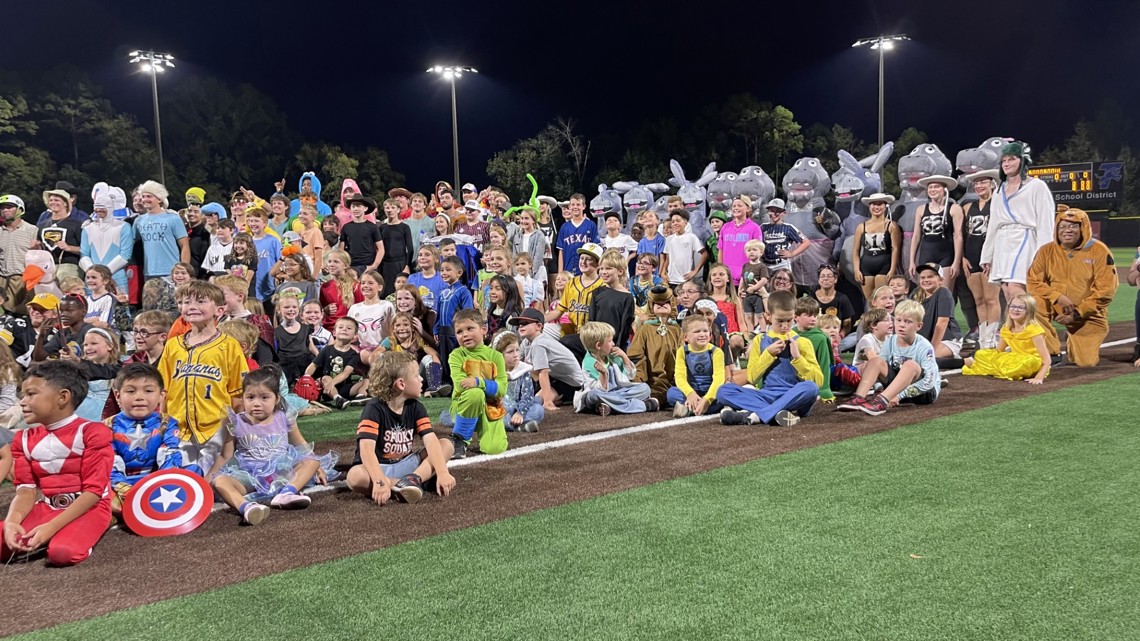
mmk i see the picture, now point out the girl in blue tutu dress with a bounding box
[207,364,338,525]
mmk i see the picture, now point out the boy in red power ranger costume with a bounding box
[2,361,113,566]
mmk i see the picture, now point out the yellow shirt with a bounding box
[158,331,249,443]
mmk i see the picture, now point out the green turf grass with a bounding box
[17,374,1140,641]
[296,396,451,441]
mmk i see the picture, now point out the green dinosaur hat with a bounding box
[1000,140,1032,181]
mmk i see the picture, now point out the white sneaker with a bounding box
[774,410,800,427]
[673,401,691,418]
[242,503,270,525]
[270,491,312,510]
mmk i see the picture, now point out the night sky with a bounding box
[7,0,1140,191]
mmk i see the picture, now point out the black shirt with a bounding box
[352,398,434,465]
[311,343,361,379]
[274,323,312,361]
[187,224,212,276]
[37,217,84,265]
[589,286,636,349]
[340,221,383,268]
[379,222,414,270]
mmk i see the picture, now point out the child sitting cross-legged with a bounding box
[345,351,456,505]
[575,321,658,416]
[836,300,941,416]
[852,308,892,377]
[669,314,726,417]
[493,332,542,433]
[716,290,822,427]
[791,297,835,404]
[818,313,862,394]
[105,363,182,517]
[207,365,338,525]
[447,308,509,459]
[962,293,1051,384]
[303,317,367,409]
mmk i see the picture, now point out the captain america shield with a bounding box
[122,469,213,537]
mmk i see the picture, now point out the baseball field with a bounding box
[2,274,1138,640]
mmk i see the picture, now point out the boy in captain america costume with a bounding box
[106,363,183,514]
[2,361,113,566]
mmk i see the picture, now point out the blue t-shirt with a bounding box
[637,234,666,257]
[435,281,474,335]
[879,334,941,401]
[252,234,283,300]
[135,212,188,277]
[407,271,446,312]
[556,218,599,275]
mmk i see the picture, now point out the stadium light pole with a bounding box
[851,35,909,148]
[427,65,478,191]
[129,50,175,185]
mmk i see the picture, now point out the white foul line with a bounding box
[202,335,1137,512]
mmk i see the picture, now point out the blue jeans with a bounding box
[715,381,819,424]
[507,403,545,430]
[581,383,651,414]
[665,386,725,415]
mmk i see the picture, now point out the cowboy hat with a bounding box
[962,169,999,183]
[387,187,413,199]
[860,192,896,206]
[345,194,377,215]
[918,175,957,189]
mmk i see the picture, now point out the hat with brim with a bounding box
[765,198,786,211]
[916,262,944,277]
[388,187,413,199]
[508,308,545,326]
[860,192,896,206]
[345,195,377,215]
[603,211,622,221]
[962,169,999,183]
[708,210,728,223]
[577,242,603,262]
[29,292,60,311]
[42,189,72,208]
[461,183,477,193]
[537,196,557,208]
[918,175,957,189]
[55,181,79,197]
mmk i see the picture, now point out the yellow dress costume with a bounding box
[962,324,1046,380]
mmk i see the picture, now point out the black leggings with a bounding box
[859,252,891,276]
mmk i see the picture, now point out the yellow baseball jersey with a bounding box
[158,331,249,444]
[557,275,605,336]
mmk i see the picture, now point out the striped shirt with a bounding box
[0,220,38,276]
[556,274,605,336]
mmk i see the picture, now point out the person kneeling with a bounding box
[715,290,821,427]
[346,351,456,505]
[575,321,658,416]
[836,300,941,416]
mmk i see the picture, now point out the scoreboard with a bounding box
[1027,161,1125,212]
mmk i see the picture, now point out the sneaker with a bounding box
[346,396,370,407]
[774,410,800,427]
[859,394,889,416]
[433,384,453,398]
[242,503,270,525]
[720,409,752,425]
[270,490,312,510]
[450,436,467,460]
[836,397,867,411]
[331,396,348,410]
[392,474,424,504]
[596,403,612,417]
[521,420,539,433]
[673,401,691,418]
[645,398,660,412]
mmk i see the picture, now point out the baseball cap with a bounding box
[508,308,545,326]
[577,242,603,262]
[708,209,728,223]
[463,199,482,210]
[765,198,787,211]
[916,262,943,277]
[461,183,477,193]
[603,210,622,221]
[29,292,60,310]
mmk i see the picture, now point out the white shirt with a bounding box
[664,232,704,284]
[347,300,395,348]
[203,239,234,275]
[602,233,638,257]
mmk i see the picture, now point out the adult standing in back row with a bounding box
[717,196,764,283]
[134,181,189,283]
[980,140,1056,303]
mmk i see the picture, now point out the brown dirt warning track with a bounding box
[1,324,1137,636]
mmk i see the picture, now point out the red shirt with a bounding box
[319,279,364,331]
[14,416,113,499]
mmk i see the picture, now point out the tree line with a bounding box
[2,66,1135,216]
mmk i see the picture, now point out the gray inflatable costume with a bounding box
[706,171,737,217]
[667,159,717,240]
[732,165,777,222]
[782,157,841,287]
[954,137,1005,205]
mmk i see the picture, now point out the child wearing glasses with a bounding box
[962,293,1051,384]
[124,310,174,366]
